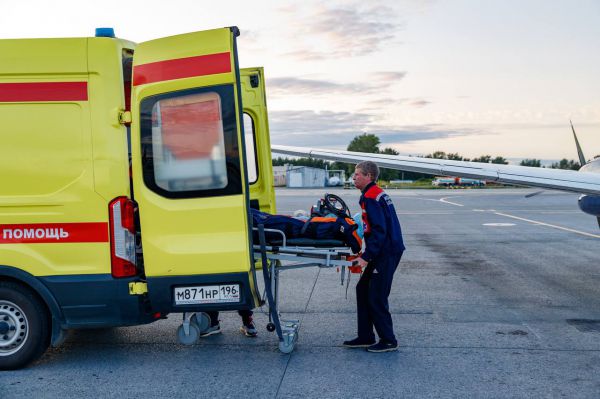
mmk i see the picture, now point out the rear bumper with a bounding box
[146,272,255,314]
[39,274,155,329]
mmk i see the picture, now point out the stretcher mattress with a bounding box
[250,209,362,253]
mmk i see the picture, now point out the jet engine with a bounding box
[578,195,600,217]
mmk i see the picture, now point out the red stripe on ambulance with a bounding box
[133,52,231,86]
[1,222,108,244]
[0,82,88,102]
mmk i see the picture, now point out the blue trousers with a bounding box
[206,310,253,326]
[356,251,402,344]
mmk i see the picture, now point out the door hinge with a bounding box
[119,110,132,125]
[129,281,148,295]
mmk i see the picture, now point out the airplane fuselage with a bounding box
[579,158,600,174]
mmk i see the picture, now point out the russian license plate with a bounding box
[174,284,240,305]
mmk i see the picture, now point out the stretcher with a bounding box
[174,224,356,351]
[253,224,355,354]
[176,194,360,351]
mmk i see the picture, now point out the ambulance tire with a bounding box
[0,281,50,370]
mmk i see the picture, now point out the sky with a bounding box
[2,0,599,162]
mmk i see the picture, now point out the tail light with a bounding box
[109,197,137,278]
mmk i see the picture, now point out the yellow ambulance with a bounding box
[0,26,275,369]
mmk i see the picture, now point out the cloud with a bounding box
[404,99,431,108]
[267,74,399,97]
[270,110,372,134]
[370,125,483,144]
[365,98,398,107]
[373,71,407,82]
[278,4,402,60]
[366,97,431,108]
[267,77,378,97]
[268,109,483,148]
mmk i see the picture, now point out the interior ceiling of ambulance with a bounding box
[2,0,599,162]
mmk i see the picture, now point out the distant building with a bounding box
[272,165,341,188]
[286,166,327,188]
[272,166,288,187]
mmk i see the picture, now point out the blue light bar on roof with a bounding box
[95,28,115,38]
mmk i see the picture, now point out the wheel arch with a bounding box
[0,265,66,346]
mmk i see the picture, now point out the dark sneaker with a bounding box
[367,340,398,353]
[240,321,258,337]
[199,324,221,338]
[343,337,376,348]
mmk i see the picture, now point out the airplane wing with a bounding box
[271,145,600,196]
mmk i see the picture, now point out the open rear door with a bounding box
[241,67,276,213]
[130,27,259,313]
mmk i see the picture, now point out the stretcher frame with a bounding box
[175,224,355,352]
[253,224,354,354]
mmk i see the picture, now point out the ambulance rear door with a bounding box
[130,27,259,313]
[240,67,276,213]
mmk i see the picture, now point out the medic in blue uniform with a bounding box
[344,161,405,352]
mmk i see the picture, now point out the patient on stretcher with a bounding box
[250,208,363,254]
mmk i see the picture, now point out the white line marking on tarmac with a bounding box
[397,212,456,215]
[494,212,600,239]
[523,211,580,214]
[483,223,516,227]
[440,197,464,207]
[423,197,464,207]
[521,322,542,341]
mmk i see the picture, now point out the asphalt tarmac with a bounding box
[2,188,599,398]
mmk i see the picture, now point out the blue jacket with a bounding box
[360,182,405,262]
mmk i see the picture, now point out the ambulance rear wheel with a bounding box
[0,281,50,370]
[176,323,200,345]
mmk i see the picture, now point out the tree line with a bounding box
[272,133,593,181]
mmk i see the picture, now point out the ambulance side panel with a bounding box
[0,38,151,330]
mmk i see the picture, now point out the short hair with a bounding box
[356,161,379,181]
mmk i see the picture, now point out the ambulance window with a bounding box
[243,113,258,184]
[122,49,133,112]
[122,50,133,163]
[139,85,242,199]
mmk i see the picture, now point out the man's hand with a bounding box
[354,257,368,269]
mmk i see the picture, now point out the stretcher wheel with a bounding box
[191,313,210,334]
[176,323,200,345]
[278,331,299,354]
[278,338,296,354]
[266,323,276,332]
